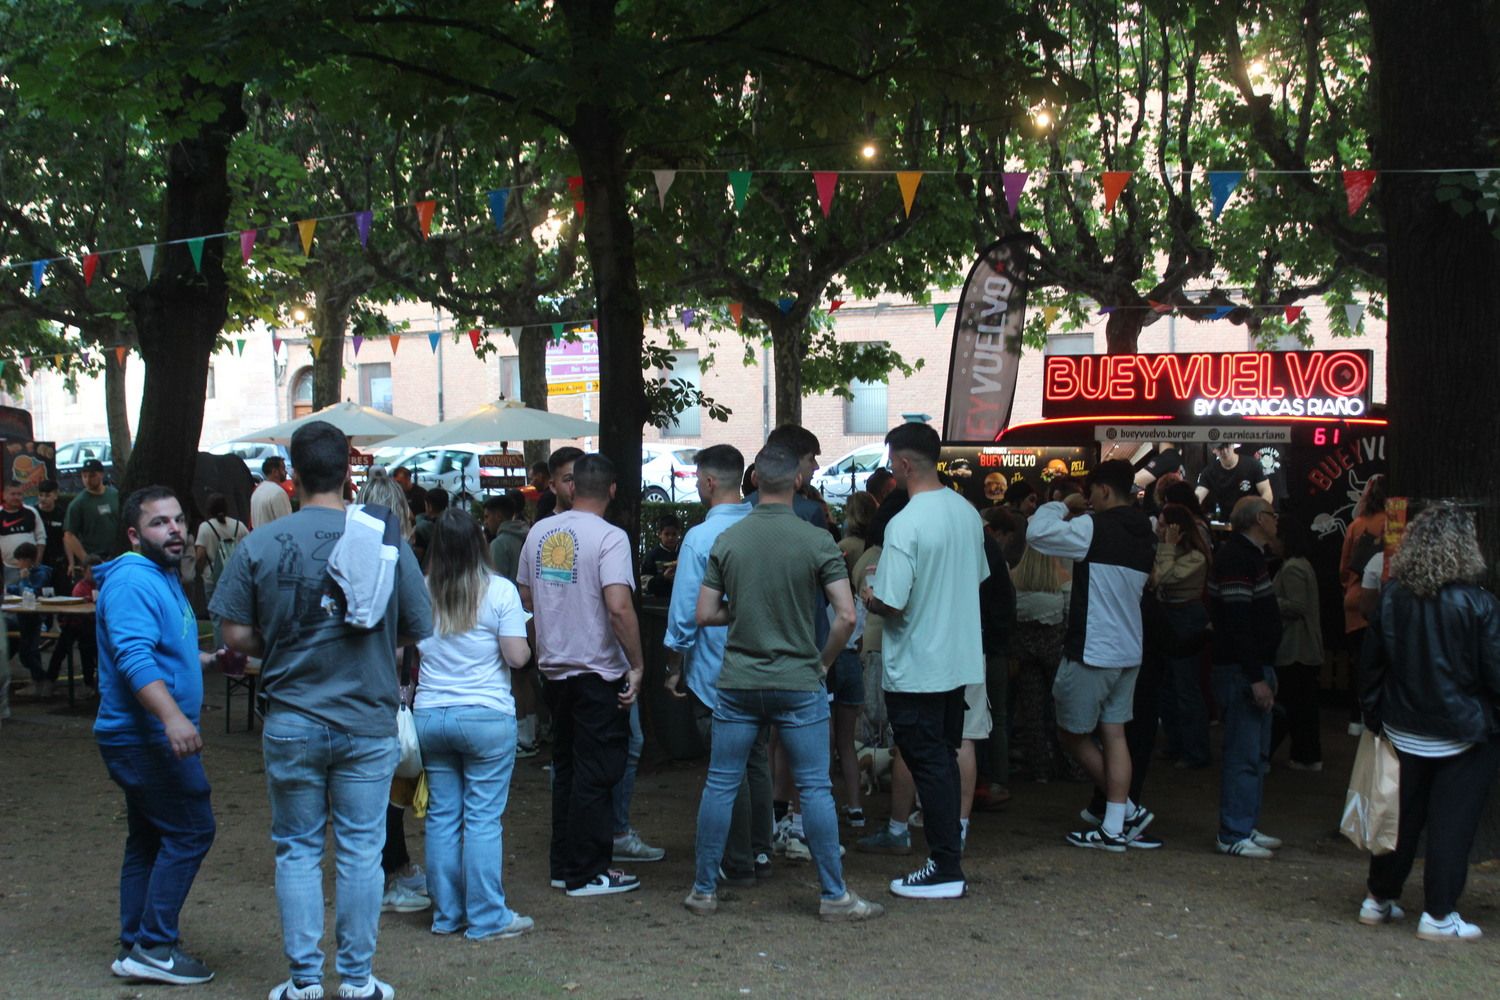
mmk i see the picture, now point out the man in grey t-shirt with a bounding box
[213,420,431,1000]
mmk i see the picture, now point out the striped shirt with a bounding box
[1384,724,1471,758]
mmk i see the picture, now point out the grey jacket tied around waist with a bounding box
[325,503,402,629]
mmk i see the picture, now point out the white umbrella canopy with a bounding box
[237,400,425,448]
[375,398,599,452]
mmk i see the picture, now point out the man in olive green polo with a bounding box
[64,459,122,577]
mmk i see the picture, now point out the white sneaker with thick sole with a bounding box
[566,870,641,897]
[1358,897,1405,926]
[889,858,966,900]
[1248,829,1283,850]
[1417,912,1482,942]
[337,975,395,999]
[380,883,431,914]
[270,979,326,1000]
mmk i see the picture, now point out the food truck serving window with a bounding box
[1042,350,1373,422]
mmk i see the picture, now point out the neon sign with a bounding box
[1041,350,1372,423]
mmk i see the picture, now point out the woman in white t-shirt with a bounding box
[194,493,248,643]
[417,508,534,941]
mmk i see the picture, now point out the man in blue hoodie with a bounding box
[95,486,216,986]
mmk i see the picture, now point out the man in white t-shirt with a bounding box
[863,422,988,900]
[250,457,293,528]
[517,453,646,898]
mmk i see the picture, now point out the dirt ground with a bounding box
[2,681,1496,1000]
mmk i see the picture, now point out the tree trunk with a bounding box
[104,344,133,469]
[570,106,646,547]
[311,291,353,410]
[769,314,805,426]
[1367,0,1500,858]
[123,80,246,509]
[1104,308,1147,354]
[518,325,551,470]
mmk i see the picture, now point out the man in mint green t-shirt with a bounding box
[866,422,987,901]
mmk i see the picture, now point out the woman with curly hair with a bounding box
[1359,504,1500,941]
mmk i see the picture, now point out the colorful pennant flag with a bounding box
[728,171,752,212]
[235,339,246,356]
[467,328,483,352]
[389,334,400,355]
[297,219,317,255]
[1343,170,1377,216]
[114,346,127,367]
[1345,303,1365,329]
[83,253,99,287]
[1002,172,1029,216]
[272,334,282,356]
[828,299,845,313]
[680,308,696,329]
[187,237,205,273]
[567,176,585,217]
[138,245,155,278]
[813,172,839,218]
[415,200,437,238]
[1208,171,1244,221]
[21,358,31,375]
[1101,171,1132,214]
[487,190,510,232]
[933,303,950,326]
[308,336,323,356]
[1042,305,1060,328]
[240,229,257,264]
[1098,305,1115,315]
[653,170,677,209]
[428,332,441,352]
[356,211,373,248]
[777,297,794,315]
[1285,305,1304,323]
[550,322,564,342]
[1208,305,1234,320]
[30,260,45,293]
[895,172,923,217]
[729,303,743,328]
[1148,300,1173,314]
[352,335,363,356]
[0,360,6,376]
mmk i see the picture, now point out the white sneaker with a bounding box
[337,976,394,999]
[1217,837,1273,859]
[1358,897,1405,926]
[270,979,326,999]
[566,870,641,897]
[392,865,428,897]
[1248,829,1283,850]
[772,815,792,855]
[1417,912,1483,942]
[380,883,430,913]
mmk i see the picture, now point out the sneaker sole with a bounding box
[381,901,432,913]
[889,880,966,899]
[1416,929,1482,942]
[119,957,214,985]
[1126,838,1163,850]
[1066,836,1127,853]
[110,959,128,978]
[566,882,641,897]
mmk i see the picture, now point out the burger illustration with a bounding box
[1040,458,1069,482]
[983,472,1007,501]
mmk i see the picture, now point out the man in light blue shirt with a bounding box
[661,444,767,880]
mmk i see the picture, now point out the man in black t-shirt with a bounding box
[34,479,69,584]
[1195,443,1273,520]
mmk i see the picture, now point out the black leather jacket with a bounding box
[1360,580,1500,742]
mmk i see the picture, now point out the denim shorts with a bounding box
[828,649,864,706]
[1052,658,1140,734]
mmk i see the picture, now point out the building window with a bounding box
[661,350,700,438]
[360,363,393,414]
[1044,332,1095,356]
[843,378,888,435]
[499,355,522,399]
[291,367,314,418]
[206,365,216,400]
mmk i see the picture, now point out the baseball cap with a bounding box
[81,458,105,472]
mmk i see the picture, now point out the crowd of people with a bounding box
[6,418,1498,996]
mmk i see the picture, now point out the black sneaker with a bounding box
[566,869,641,897]
[1122,804,1155,842]
[1066,824,1128,853]
[119,943,215,985]
[889,858,966,899]
[1126,830,1164,850]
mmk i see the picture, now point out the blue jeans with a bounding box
[1212,665,1276,843]
[415,706,519,939]
[611,700,644,835]
[263,710,398,989]
[98,742,216,950]
[695,689,845,899]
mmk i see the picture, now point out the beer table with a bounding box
[3,595,97,708]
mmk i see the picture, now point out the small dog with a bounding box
[856,743,894,798]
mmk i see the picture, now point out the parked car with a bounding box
[641,444,699,503]
[206,441,292,483]
[55,439,114,491]
[811,443,888,501]
[382,442,527,500]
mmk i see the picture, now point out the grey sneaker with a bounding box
[380,882,431,913]
[119,943,215,985]
[111,947,129,978]
[855,827,911,856]
[820,890,886,922]
[337,976,395,999]
[392,865,428,897]
[612,829,665,862]
[269,979,326,999]
[683,889,718,916]
[472,914,534,941]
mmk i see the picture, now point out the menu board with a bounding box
[2,440,57,498]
